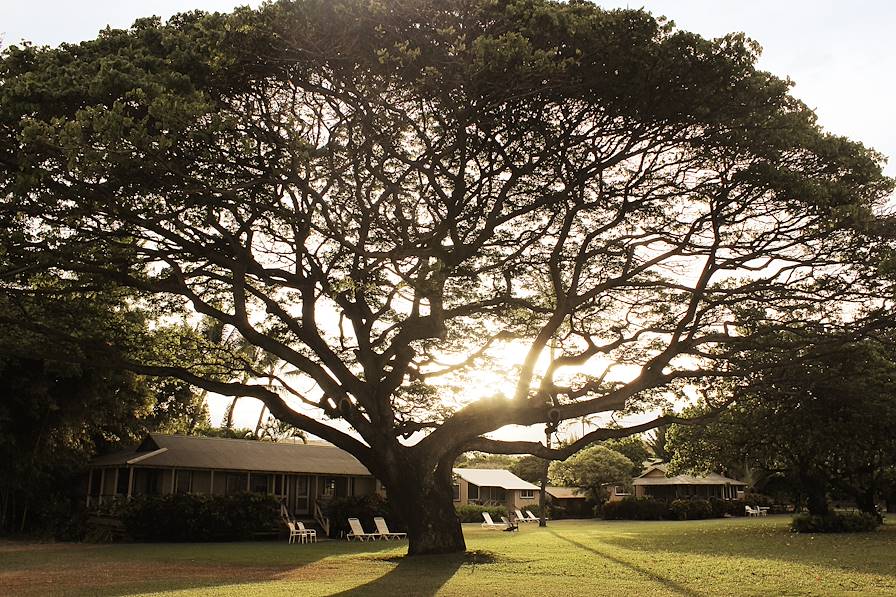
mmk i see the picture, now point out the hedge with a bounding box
[602,497,669,520]
[791,512,881,533]
[324,494,405,538]
[602,496,747,521]
[116,493,280,541]
[455,504,508,523]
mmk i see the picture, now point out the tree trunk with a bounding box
[804,480,829,516]
[855,489,880,521]
[385,459,465,555]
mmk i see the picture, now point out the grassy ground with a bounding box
[2,516,895,596]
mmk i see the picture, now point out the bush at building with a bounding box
[324,494,405,538]
[791,512,881,533]
[116,493,280,541]
[601,497,670,520]
[454,504,508,523]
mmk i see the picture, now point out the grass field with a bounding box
[2,516,895,596]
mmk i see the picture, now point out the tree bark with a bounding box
[804,479,829,516]
[384,459,466,555]
[855,489,880,521]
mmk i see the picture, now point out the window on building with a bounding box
[250,473,270,494]
[321,477,337,498]
[520,489,534,499]
[175,470,192,494]
[115,468,129,495]
[614,486,630,496]
[274,475,283,496]
[452,483,460,501]
[467,483,479,500]
[224,473,248,495]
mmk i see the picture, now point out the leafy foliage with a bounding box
[116,493,281,542]
[1,0,893,553]
[667,334,896,516]
[790,512,880,533]
[323,494,405,539]
[549,445,633,502]
[454,504,509,523]
[601,497,670,520]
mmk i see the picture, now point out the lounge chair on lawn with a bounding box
[481,512,504,529]
[525,510,542,522]
[515,509,532,523]
[501,516,519,532]
[296,521,317,543]
[347,517,380,541]
[745,505,761,517]
[757,506,769,516]
[374,517,407,540]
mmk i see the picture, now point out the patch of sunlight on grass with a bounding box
[2,517,895,596]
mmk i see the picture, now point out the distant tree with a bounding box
[549,445,633,502]
[668,335,896,517]
[0,286,206,534]
[601,436,650,476]
[645,425,670,462]
[455,452,519,470]
[511,455,548,484]
[1,0,892,553]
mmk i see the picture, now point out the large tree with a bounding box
[1,0,893,553]
[667,335,896,517]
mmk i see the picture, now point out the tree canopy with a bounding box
[667,334,896,516]
[1,0,893,552]
[549,444,633,502]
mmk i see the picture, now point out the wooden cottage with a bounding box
[85,433,383,527]
[452,468,541,513]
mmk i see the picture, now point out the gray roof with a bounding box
[89,433,371,476]
[633,465,746,487]
[452,468,539,490]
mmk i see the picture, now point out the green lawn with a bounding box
[2,517,895,596]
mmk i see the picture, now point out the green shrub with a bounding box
[455,504,508,523]
[324,494,405,539]
[791,512,880,533]
[117,493,280,542]
[743,491,775,507]
[669,499,712,520]
[602,497,669,520]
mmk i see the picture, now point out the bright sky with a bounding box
[4,1,894,437]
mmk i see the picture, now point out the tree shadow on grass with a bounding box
[329,550,490,597]
[548,531,703,597]
[0,539,400,597]
[597,518,896,579]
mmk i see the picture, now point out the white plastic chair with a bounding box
[296,520,317,543]
[286,521,302,544]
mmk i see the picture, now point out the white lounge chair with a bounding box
[286,521,302,544]
[745,505,761,517]
[515,509,532,523]
[481,512,504,529]
[757,506,770,516]
[374,517,407,540]
[296,520,317,543]
[347,517,380,541]
[525,510,541,522]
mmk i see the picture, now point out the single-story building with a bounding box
[624,463,747,501]
[85,433,382,525]
[545,486,591,517]
[452,468,540,512]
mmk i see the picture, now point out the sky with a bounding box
[3,0,894,436]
